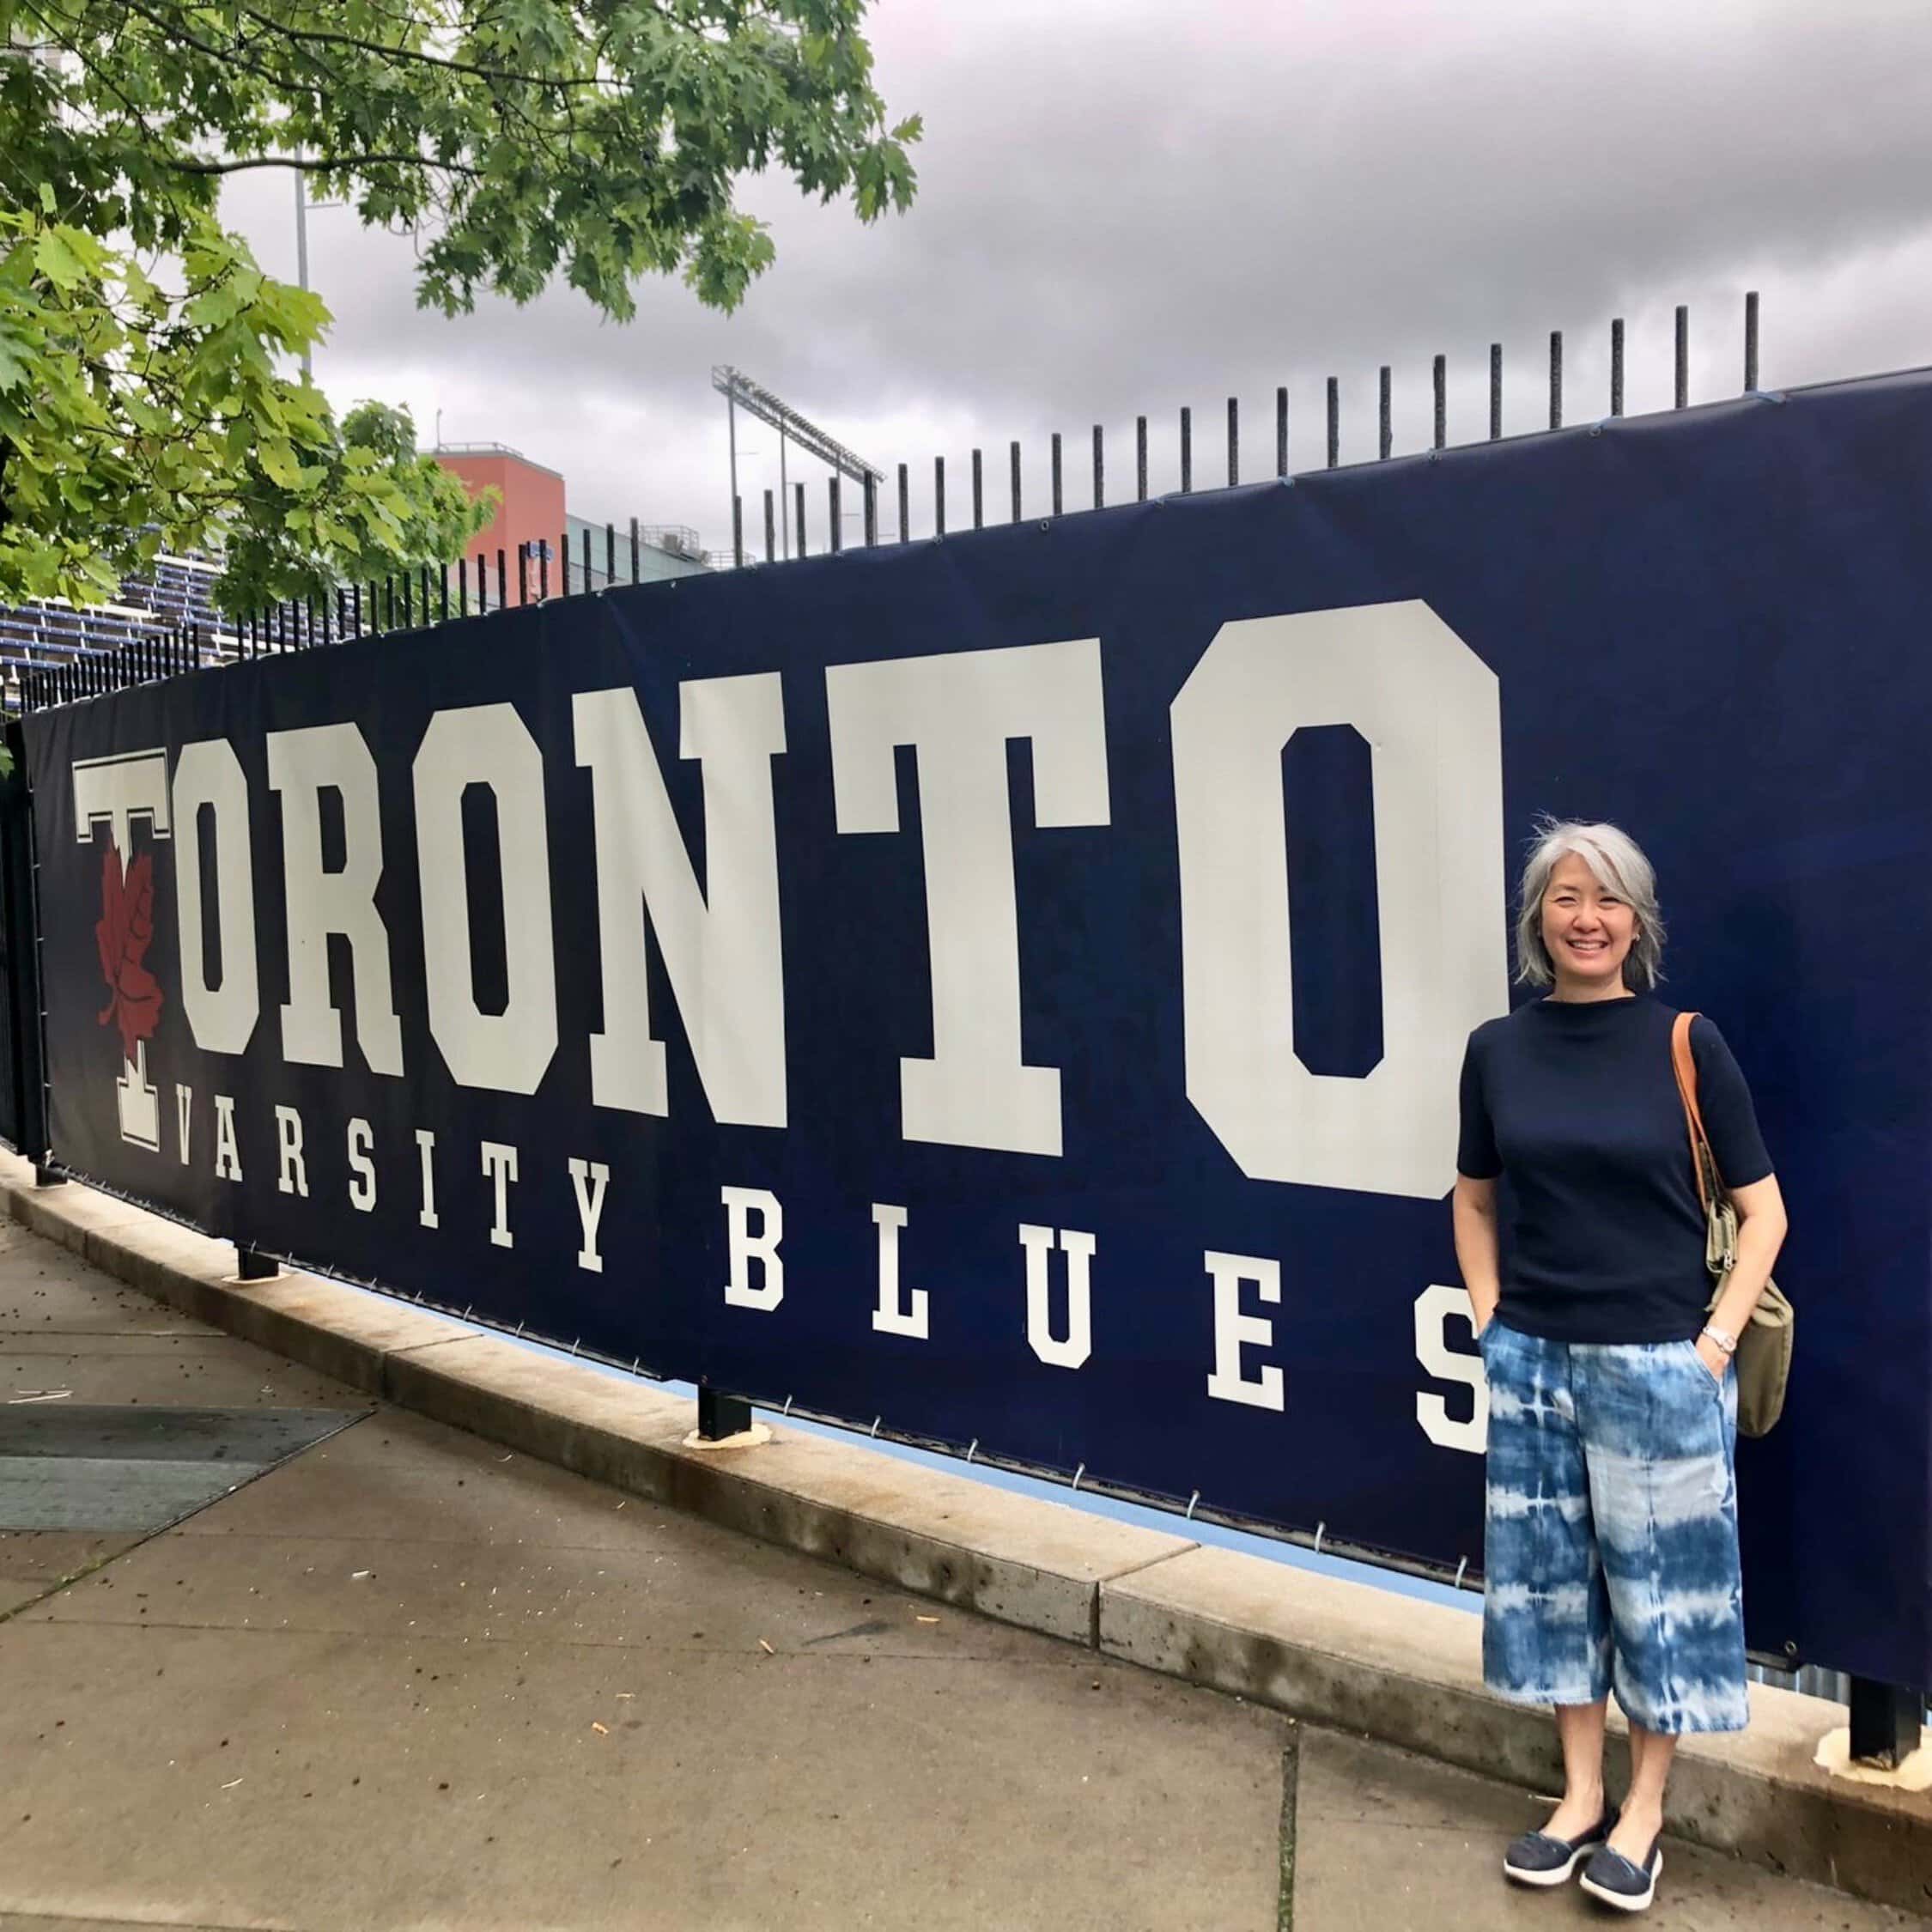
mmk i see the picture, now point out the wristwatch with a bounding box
[1700,1323,1738,1356]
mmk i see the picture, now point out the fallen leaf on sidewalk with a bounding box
[349,1571,371,1580]
[757,1639,775,1655]
[221,1778,243,1790]
[615,1693,635,1700]
[915,1615,939,1624]
[591,1722,609,1735]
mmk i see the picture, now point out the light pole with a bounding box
[294,158,312,378]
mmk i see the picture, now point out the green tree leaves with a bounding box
[1,0,918,616]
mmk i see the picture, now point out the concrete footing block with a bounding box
[385,1332,1191,1642]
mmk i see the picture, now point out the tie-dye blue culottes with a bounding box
[1477,1320,1748,1733]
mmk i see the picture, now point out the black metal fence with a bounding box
[18,293,1773,715]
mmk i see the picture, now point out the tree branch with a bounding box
[165,151,483,179]
[235,4,609,89]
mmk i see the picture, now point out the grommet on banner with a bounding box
[1454,1557,1469,1591]
[1186,1490,1200,1521]
[966,1439,978,1463]
[781,1395,794,1417]
[1313,1522,1327,1556]
[1071,1462,1085,1492]
[870,1416,882,1437]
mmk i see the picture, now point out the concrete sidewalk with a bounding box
[0,1223,1922,1930]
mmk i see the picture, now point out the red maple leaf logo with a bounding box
[95,843,163,1064]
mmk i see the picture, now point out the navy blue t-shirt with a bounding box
[1456,995,1773,1344]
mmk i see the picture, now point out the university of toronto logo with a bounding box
[71,750,172,1151]
[94,839,164,1146]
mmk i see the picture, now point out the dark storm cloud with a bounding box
[228,0,1932,550]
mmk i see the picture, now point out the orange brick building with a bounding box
[434,444,567,577]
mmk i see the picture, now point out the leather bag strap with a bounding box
[1670,1009,1720,1210]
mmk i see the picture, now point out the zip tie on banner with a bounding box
[870,1416,882,1438]
[569,1339,580,1358]
[630,1358,641,1377]
[1313,1522,1327,1556]
[781,1395,794,1417]
[1454,1557,1469,1591]
[513,1321,524,1339]
[965,1438,978,1463]
[461,1305,471,1321]
[1071,1462,1085,1492]
[1185,1490,1200,1522]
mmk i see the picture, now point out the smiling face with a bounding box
[1539,851,1637,996]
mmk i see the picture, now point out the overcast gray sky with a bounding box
[223,0,1932,559]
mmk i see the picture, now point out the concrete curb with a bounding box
[6,1157,1928,1916]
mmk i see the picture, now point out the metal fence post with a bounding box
[863,475,878,546]
[1490,343,1503,440]
[1549,330,1563,430]
[630,517,641,584]
[794,482,807,557]
[829,477,841,553]
[1276,386,1289,477]
[733,495,746,567]
[1226,398,1238,486]
[1177,410,1190,493]
[697,1384,753,1441]
[1326,378,1339,468]
[1010,441,1021,522]
[1745,289,1759,392]
[764,489,777,563]
[972,449,984,528]
[1675,304,1689,409]
[1612,317,1625,416]
[1432,354,1446,451]
[1378,366,1392,460]
[898,462,910,543]
[1094,423,1105,507]
[1136,416,1148,501]
[933,455,945,538]
[1051,431,1063,515]
[1849,1678,1924,1770]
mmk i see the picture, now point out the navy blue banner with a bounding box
[25,372,1932,1688]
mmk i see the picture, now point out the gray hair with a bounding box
[1514,818,1665,991]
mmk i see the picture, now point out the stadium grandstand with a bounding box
[0,550,240,715]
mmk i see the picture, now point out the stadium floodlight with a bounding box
[712,366,883,563]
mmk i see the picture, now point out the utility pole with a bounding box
[726,388,739,564]
[293,155,312,379]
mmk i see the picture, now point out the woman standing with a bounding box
[1453,820,1787,1914]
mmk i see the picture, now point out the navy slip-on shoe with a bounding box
[1577,1834,1664,1912]
[1502,1807,1616,1887]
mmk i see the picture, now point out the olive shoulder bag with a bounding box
[1669,1010,1794,1437]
